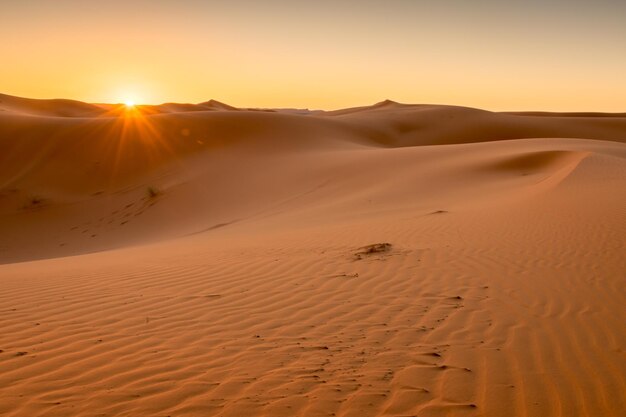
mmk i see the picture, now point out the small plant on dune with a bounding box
[146,186,161,199]
[22,195,45,210]
[354,242,393,260]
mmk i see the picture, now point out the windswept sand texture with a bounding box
[0,94,625,417]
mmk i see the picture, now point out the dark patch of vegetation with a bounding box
[354,243,393,259]
[22,195,46,210]
[146,186,161,199]
[360,243,392,254]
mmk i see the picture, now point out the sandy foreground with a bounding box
[0,94,625,416]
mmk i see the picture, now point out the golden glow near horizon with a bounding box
[1,1,626,111]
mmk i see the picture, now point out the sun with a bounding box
[124,100,135,108]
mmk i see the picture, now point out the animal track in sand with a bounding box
[67,188,166,236]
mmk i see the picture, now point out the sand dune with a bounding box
[0,93,107,118]
[0,95,624,416]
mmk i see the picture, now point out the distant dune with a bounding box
[0,95,624,417]
[0,93,107,117]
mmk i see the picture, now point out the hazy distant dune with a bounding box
[0,93,107,117]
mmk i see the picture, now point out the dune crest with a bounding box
[0,93,106,117]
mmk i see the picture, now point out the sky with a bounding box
[1,0,625,111]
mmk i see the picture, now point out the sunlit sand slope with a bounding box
[0,96,625,417]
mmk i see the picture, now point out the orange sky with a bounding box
[1,1,625,111]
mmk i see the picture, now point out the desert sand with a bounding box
[0,92,625,416]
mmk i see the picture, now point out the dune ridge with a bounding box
[0,93,107,118]
[0,95,624,416]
